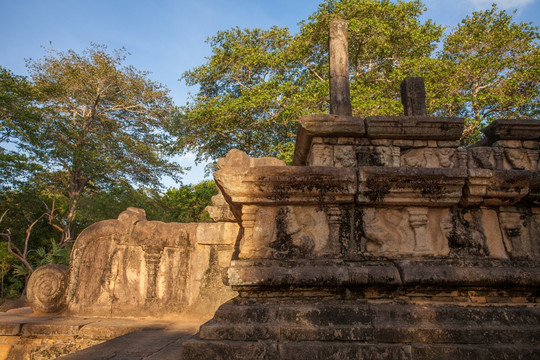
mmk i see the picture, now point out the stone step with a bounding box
[212,300,540,327]
[199,322,539,343]
[181,340,540,360]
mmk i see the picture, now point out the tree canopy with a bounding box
[2,44,182,242]
[433,6,540,142]
[175,1,539,162]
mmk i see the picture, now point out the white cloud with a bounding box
[469,0,536,10]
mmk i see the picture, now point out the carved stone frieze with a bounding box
[365,116,464,140]
[215,155,357,205]
[240,206,331,259]
[358,207,450,256]
[334,145,356,167]
[358,167,466,205]
[308,144,333,166]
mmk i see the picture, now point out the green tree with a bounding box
[432,5,539,143]
[177,26,301,162]
[0,67,42,190]
[160,180,217,223]
[5,44,181,242]
[176,0,442,163]
[177,0,539,161]
[75,181,169,228]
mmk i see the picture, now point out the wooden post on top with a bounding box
[329,19,352,116]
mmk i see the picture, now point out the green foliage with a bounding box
[176,0,442,163]
[22,44,180,189]
[32,240,71,267]
[161,180,217,223]
[0,67,43,190]
[177,26,302,161]
[75,181,169,229]
[177,1,538,162]
[0,243,17,298]
[432,5,540,144]
[2,44,182,241]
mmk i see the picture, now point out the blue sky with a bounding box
[1,0,538,186]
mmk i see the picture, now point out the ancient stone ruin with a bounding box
[26,205,239,319]
[180,20,540,359]
[15,19,539,359]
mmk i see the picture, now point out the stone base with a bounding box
[0,307,179,360]
[182,298,540,359]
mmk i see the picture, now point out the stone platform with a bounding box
[0,307,201,359]
[182,259,540,359]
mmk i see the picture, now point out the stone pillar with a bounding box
[493,147,504,170]
[329,19,352,116]
[143,246,162,302]
[526,149,539,169]
[408,207,430,252]
[400,77,426,116]
[239,205,258,258]
[391,147,401,167]
[457,148,468,168]
[326,206,342,255]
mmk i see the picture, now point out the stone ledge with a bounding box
[215,166,357,205]
[227,259,540,290]
[365,116,464,140]
[357,167,467,206]
[483,118,540,144]
[182,340,540,360]
[294,114,365,166]
[0,309,174,359]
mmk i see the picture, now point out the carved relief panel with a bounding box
[401,148,458,168]
[357,146,397,167]
[499,207,540,259]
[357,207,450,257]
[468,147,540,171]
[334,145,356,167]
[240,206,330,259]
[308,144,333,166]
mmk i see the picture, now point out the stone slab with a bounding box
[226,259,540,290]
[196,222,239,245]
[293,114,365,166]
[215,165,357,205]
[483,118,540,143]
[0,310,195,360]
[365,116,464,140]
[227,259,401,289]
[357,166,467,206]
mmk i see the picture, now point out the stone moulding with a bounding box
[226,259,540,290]
[294,114,365,166]
[216,159,537,208]
[477,169,533,206]
[357,167,467,205]
[483,118,540,143]
[214,165,357,205]
[293,114,464,166]
[364,116,464,140]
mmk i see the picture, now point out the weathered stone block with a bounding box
[181,340,279,360]
[365,116,464,140]
[293,114,364,166]
[483,118,540,144]
[196,223,239,245]
[0,324,20,336]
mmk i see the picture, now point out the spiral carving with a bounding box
[26,264,69,313]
